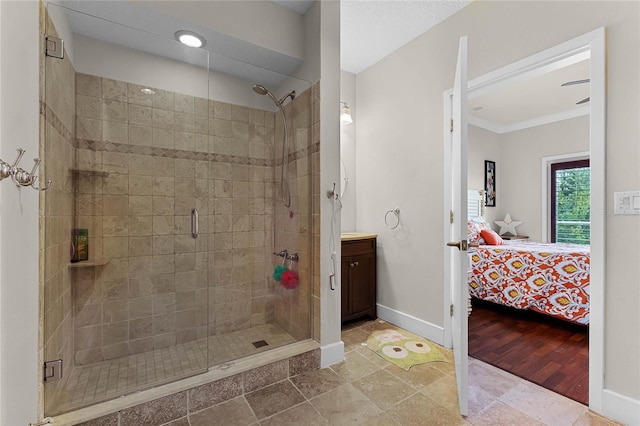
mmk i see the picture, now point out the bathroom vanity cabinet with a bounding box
[341,234,377,323]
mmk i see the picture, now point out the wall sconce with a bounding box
[340,102,353,125]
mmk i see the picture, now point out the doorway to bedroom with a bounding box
[443,28,605,411]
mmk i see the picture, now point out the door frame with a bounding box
[442,27,606,412]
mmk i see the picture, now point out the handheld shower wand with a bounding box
[252,84,296,208]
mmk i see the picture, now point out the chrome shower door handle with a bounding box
[191,208,198,238]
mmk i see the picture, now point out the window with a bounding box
[550,159,590,244]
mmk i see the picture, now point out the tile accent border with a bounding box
[41,100,74,144]
[75,138,320,167]
[72,348,320,426]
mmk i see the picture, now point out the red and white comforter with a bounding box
[468,241,590,325]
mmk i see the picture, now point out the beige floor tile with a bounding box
[260,401,329,426]
[340,318,373,332]
[420,373,460,413]
[188,397,257,426]
[290,368,345,399]
[467,358,520,416]
[386,392,465,426]
[468,358,520,397]
[385,362,449,389]
[351,369,417,410]
[341,327,370,353]
[466,400,545,426]
[572,410,624,426]
[245,380,306,420]
[499,380,587,425]
[356,411,401,426]
[354,345,394,369]
[309,383,384,425]
[360,319,401,334]
[329,350,381,382]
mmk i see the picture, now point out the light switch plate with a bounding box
[614,191,640,215]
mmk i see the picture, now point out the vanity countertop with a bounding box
[341,232,378,241]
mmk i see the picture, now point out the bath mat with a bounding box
[366,329,448,371]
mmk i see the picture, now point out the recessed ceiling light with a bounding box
[175,30,206,48]
[472,106,483,111]
[141,88,155,95]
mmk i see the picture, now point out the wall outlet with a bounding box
[614,191,640,215]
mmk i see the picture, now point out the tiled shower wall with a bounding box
[72,74,214,365]
[272,84,319,341]
[41,7,77,413]
[70,73,314,365]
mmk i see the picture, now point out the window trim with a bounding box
[550,159,590,243]
[540,151,589,243]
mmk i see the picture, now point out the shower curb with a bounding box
[54,341,320,426]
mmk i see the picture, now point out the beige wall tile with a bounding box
[103,300,129,323]
[103,99,128,123]
[194,97,208,117]
[75,325,102,350]
[76,94,101,119]
[129,215,153,236]
[153,108,175,130]
[129,104,152,126]
[152,89,175,111]
[153,128,174,149]
[153,235,175,255]
[129,125,152,146]
[76,116,102,140]
[102,78,127,102]
[130,317,153,340]
[76,73,102,97]
[129,296,153,319]
[103,195,128,215]
[175,131,195,151]
[174,112,194,133]
[102,216,128,237]
[128,83,154,106]
[129,236,153,257]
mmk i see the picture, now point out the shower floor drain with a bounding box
[252,340,269,348]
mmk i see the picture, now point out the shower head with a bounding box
[252,84,295,107]
[252,84,269,96]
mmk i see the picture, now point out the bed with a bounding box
[466,190,590,325]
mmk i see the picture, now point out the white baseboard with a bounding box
[602,389,640,425]
[320,341,344,368]
[376,303,444,346]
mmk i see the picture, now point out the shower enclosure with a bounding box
[41,3,314,416]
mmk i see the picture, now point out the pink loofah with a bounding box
[281,269,299,289]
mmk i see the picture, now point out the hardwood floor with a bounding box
[468,298,589,405]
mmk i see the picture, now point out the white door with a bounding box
[448,35,469,417]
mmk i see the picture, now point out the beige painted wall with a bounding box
[468,125,502,226]
[499,116,589,240]
[356,0,639,402]
[469,115,590,238]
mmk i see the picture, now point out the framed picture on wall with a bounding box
[485,160,496,207]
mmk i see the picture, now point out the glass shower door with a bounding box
[42,2,210,415]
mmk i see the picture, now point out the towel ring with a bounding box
[385,207,400,229]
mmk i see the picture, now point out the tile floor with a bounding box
[54,323,296,415]
[178,319,621,426]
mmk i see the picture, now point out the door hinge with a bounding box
[449,210,454,224]
[450,119,454,133]
[44,359,63,382]
[450,303,454,316]
[45,36,64,59]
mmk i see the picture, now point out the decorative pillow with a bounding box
[480,228,504,246]
[467,221,486,244]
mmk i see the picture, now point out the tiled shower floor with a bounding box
[53,323,297,415]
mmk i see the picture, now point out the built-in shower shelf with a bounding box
[69,168,110,177]
[68,259,109,268]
